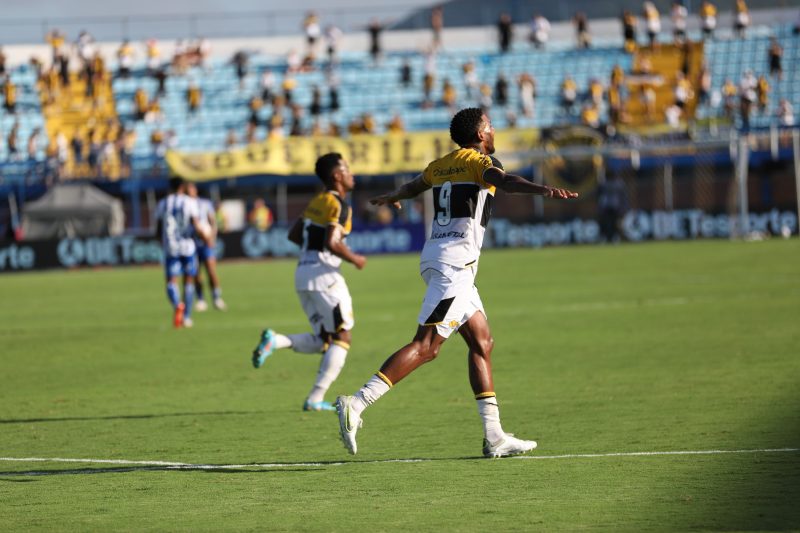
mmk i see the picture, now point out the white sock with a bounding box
[276,333,323,353]
[477,396,505,444]
[307,342,348,404]
[352,373,392,416]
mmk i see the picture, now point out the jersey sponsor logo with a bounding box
[432,166,467,177]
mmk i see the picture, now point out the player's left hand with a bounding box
[547,187,579,199]
[369,194,402,209]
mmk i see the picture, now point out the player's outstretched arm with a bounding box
[369,173,431,209]
[483,167,579,199]
[287,218,304,246]
[327,225,366,270]
[191,216,213,245]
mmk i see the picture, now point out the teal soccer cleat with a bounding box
[252,329,275,368]
[303,400,337,412]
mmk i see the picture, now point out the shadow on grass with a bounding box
[0,411,262,424]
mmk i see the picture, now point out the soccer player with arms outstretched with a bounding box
[252,153,367,412]
[336,108,578,457]
[155,177,211,329]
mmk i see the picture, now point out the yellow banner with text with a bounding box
[165,129,540,181]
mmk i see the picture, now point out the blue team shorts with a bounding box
[164,255,198,279]
[196,243,216,262]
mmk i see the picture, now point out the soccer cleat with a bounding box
[213,298,227,311]
[482,433,538,458]
[252,329,275,368]
[336,395,362,455]
[303,400,336,412]
[195,300,208,312]
[173,303,185,328]
[183,317,194,328]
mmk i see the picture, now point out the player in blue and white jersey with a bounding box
[185,182,226,312]
[155,177,210,328]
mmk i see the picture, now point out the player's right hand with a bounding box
[369,194,402,209]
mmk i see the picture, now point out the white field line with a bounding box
[0,448,797,473]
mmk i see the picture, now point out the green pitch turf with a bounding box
[1,240,798,531]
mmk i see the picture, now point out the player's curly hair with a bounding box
[449,107,485,147]
[314,152,343,185]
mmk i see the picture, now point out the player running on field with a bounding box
[155,177,211,329]
[336,108,578,457]
[185,182,227,312]
[252,153,367,412]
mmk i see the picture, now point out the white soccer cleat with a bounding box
[482,433,537,458]
[182,317,194,328]
[213,298,227,311]
[195,300,209,312]
[336,395,362,455]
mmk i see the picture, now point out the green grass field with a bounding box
[1,240,799,531]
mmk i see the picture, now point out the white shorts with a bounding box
[417,262,485,339]
[297,273,354,336]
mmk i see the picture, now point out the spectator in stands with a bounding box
[642,2,661,48]
[608,84,624,126]
[362,113,376,134]
[232,50,249,91]
[739,71,757,128]
[460,60,478,101]
[325,25,343,64]
[71,130,85,165]
[573,12,591,49]
[187,82,202,115]
[518,73,536,118]
[58,51,70,87]
[581,103,600,128]
[3,77,17,113]
[225,129,238,149]
[46,29,66,64]
[154,67,168,98]
[530,13,551,49]
[248,95,263,129]
[368,19,383,64]
[698,62,712,106]
[722,78,737,119]
[42,65,60,105]
[478,83,493,113]
[442,78,457,111]
[286,49,302,73]
[674,72,692,110]
[494,73,509,107]
[172,39,189,75]
[622,11,638,53]
[757,74,770,114]
[282,74,297,104]
[498,13,513,54]
[794,11,800,35]
[145,97,163,124]
[27,128,42,162]
[734,0,750,39]
[117,40,134,78]
[146,39,161,75]
[777,99,794,126]
[665,103,682,129]
[89,52,106,101]
[260,69,275,103]
[431,6,444,50]
[400,59,412,88]
[134,88,149,121]
[309,85,322,117]
[303,11,322,54]
[671,1,688,44]
[118,129,135,177]
[7,122,20,161]
[641,83,657,119]
[0,47,6,78]
[422,51,436,109]
[611,64,625,88]
[387,113,405,133]
[87,130,102,174]
[561,76,578,114]
[289,105,305,137]
[588,78,604,108]
[768,38,783,81]
[328,80,340,113]
[150,129,166,157]
[700,1,717,40]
